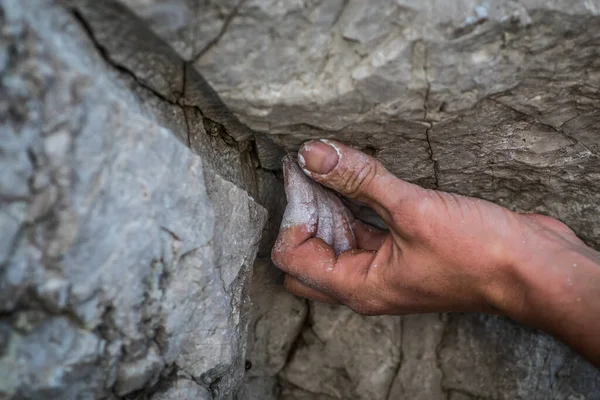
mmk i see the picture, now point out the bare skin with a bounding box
[272,139,600,367]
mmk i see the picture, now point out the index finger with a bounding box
[272,224,376,297]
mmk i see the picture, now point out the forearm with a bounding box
[506,234,600,366]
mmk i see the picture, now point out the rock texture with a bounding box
[185,1,599,399]
[0,0,266,399]
[1,0,600,399]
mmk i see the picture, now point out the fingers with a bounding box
[284,275,339,304]
[273,228,377,298]
[298,139,424,226]
[274,152,381,303]
[352,220,389,251]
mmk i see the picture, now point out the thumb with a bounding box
[298,139,423,225]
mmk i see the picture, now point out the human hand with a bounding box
[272,139,586,317]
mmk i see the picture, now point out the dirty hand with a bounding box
[272,140,600,365]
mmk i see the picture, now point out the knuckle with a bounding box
[340,160,378,198]
[342,288,386,316]
[271,244,288,269]
[347,299,383,316]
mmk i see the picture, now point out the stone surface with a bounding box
[2,0,600,399]
[240,258,307,400]
[123,0,600,245]
[439,314,600,400]
[278,303,402,400]
[0,1,265,399]
[150,378,211,400]
[388,314,446,400]
[186,1,598,399]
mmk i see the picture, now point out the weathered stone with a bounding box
[189,1,600,138]
[279,302,402,400]
[242,258,307,398]
[440,314,600,400]
[388,314,446,400]
[2,0,600,399]
[118,0,241,62]
[0,1,266,399]
[150,378,211,400]
[115,344,163,396]
[183,2,600,398]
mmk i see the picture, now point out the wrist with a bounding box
[496,222,598,328]
[480,216,576,323]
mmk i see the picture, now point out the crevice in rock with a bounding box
[425,125,440,189]
[182,107,192,148]
[422,44,430,123]
[178,64,192,148]
[421,43,439,188]
[281,299,311,368]
[160,226,182,242]
[70,9,175,107]
[191,0,248,64]
[385,317,403,400]
[331,0,350,28]
[71,6,254,154]
[278,378,339,399]
[434,314,450,400]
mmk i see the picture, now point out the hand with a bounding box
[272,139,600,365]
[272,140,596,320]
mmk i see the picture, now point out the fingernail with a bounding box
[299,140,339,175]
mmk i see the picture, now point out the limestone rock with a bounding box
[0,1,265,399]
[115,344,164,396]
[387,314,446,400]
[278,303,402,400]
[2,0,600,399]
[440,314,600,400]
[241,258,308,399]
[150,378,211,400]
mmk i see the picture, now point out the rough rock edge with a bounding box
[0,1,268,399]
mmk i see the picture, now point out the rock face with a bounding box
[1,1,599,400]
[0,0,266,398]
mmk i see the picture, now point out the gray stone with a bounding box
[440,314,600,400]
[118,0,241,62]
[0,0,266,399]
[246,260,307,376]
[2,0,600,399]
[189,0,600,140]
[279,302,402,400]
[115,344,163,396]
[0,315,105,399]
[150,378,211,400]
[388,314,446,400]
